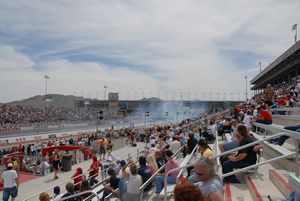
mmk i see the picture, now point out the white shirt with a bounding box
[169,140,181,154]
[127,174,142,194]
[1,170,18,188]
[243,115,253,128]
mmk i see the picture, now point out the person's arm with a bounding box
[208,191,224,201]
[15,172,19,188]
[229,153,247,162]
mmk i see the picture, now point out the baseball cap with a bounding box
[7,163,13,168]
[120,160,126,166]
[76,167,82,172]
[92,155,97,161]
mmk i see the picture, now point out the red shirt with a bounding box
[261,110,272,121]
[72,173,83,190]
[89,161,101,178]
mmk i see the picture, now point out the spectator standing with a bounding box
[52,150,61,180]
[1,163,19,201]
[263,84,274,106]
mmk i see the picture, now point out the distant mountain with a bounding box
[6,94,86,109]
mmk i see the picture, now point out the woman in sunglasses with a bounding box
[188,157,224,201]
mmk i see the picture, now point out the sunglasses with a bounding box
[195,172,204,176]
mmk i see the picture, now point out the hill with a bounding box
[6,94,85,109]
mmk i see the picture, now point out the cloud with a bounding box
[0,0,300,102]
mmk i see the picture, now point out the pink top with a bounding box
[165,159,180,178]
[147,164,157,174]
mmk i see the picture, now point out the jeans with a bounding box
[253,120,272,132]
[269,125,300,146]
[155,176,176,194]
[3,187,18,201]
[222,160,250,183]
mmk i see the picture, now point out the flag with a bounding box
[292,24,297,31]
[44,75,50,79]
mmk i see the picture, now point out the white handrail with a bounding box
[163,131,299,201]
[57,190,100,201]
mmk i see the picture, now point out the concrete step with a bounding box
[245,161,285,201]
[225,183,252,201]
[269,169,294,198]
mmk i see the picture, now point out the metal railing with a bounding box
[163,129,300,201]
[138,145,185,201]
[163,144,198,199]
[23,144,143,201]
[59,190,100,201]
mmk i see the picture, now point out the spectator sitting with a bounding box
[219,119,239,153]
[52,186,63,201]
[174,182,206,201]
[101,168,121,201]
[169,137,181,154]
[198,138,214,158]
[154,150,180,198]
[89,155,102,186]
[39,192,51,201]
[146,155,158,174]
[122,163,142,201]
[188,157,224,201]
[80,179,92,200]
[221,125,257,183]
[61,182,80,201]
[254,105,272,126]
[154,150,166,170]
[138,156,152,192]
[71,167,84,191]
[268,124,300,146]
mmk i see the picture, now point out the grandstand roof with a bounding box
[250,41,300,89]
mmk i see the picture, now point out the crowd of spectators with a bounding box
[0,104,105,130]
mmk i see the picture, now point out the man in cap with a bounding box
[71,167,84,191]
[1,163,19,201]
[89,156,102,186]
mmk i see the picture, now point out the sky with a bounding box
[0,0,299,103]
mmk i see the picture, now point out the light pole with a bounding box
[259,61,262,73]
[44,75,50,112]
[104,85,108,100]
[144,111,149,128]
[165,112,168,125]
[292,24,298,43]
[245,76,248,100]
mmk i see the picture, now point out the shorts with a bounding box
[99,147,106,154]
[3,187,18,201]
[223,140,239,151]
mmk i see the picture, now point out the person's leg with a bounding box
[2,188,10,201]
[222,160,248,183]
[155,176,164,194]
[219,144,225,153]
[285,125,300,132]
[10,187,17,201]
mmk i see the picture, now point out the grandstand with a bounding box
[1,42,300,201]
